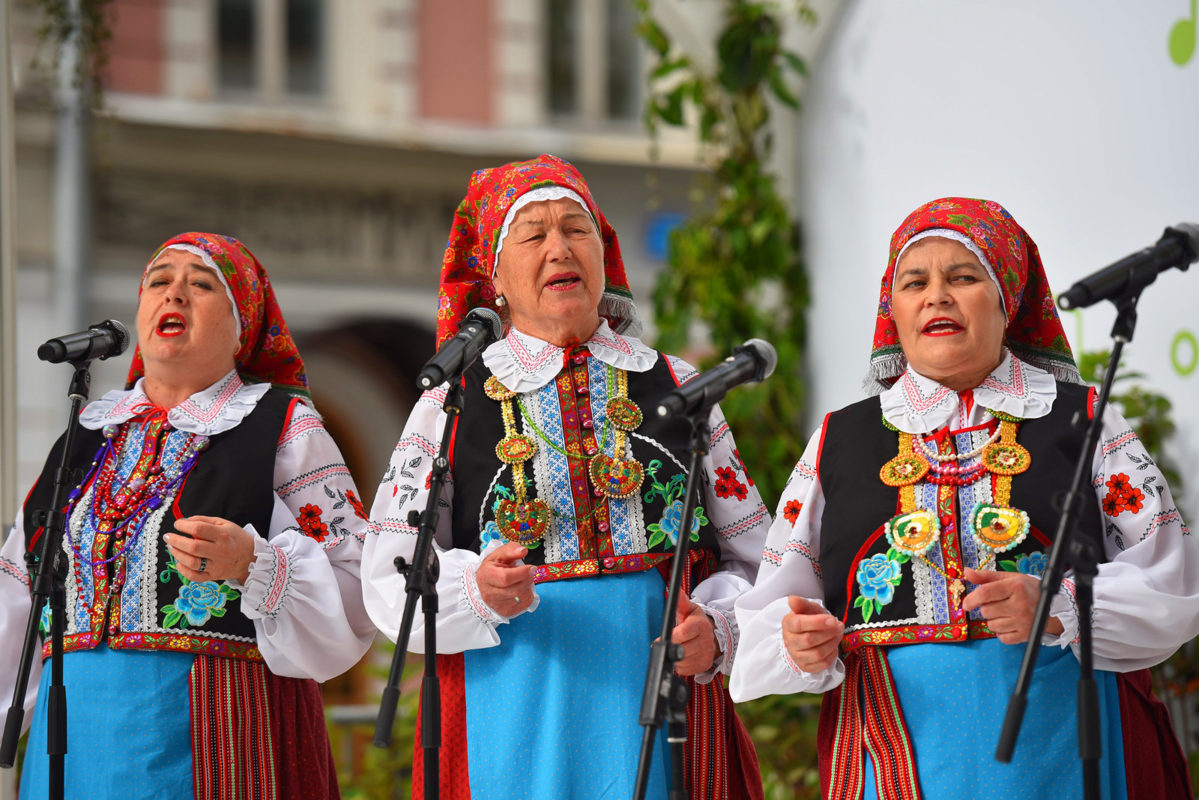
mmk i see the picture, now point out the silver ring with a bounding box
[198,558,208,573]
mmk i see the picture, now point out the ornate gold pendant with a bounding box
[970,503,1030,552]
[606,396,643,431]
[496,498,551,546]
[484,376,516,401]
[880,454,929,487]
[496,434,536,464]
[950,578,966,609]
[884,510,941,556]
[589,454,645,499]
[980,441,1031,475]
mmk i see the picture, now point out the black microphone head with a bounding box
[1166,222,1199,263]
[739,338,778,382]
[463,307,503,343]
[94,319,130,359]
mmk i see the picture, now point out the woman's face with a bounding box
[891,237,1008,390]
[492,197,605,346]
[136,247,240,382]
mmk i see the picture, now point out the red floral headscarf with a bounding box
[127,232,311,403]
[436,153,641,347]
[867,197,1081,393]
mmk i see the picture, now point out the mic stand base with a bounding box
[374,382,464,800]
[1,359,94,800]
[633,413,710,800]
[996,293,1139,800]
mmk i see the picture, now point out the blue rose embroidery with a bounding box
[1000,550,1047,577]
[1017,552,1047,576]
[647,499,709,549]
[162,580,239,628]
[480,521,504,548]
[853,552,904,623]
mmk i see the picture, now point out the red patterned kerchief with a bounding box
[436,153,641,347]
[127,232,311,403]
[867,197,1081,393]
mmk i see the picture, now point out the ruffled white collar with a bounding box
[879,349,1057,434]
[79,370,271,436]
[483,319,658,393]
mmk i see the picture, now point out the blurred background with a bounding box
[2,0,1198,797]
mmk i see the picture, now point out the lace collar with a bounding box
[79,370,271,436]
[483,319,658,393]
[879,349,1057,433]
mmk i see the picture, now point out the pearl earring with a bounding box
[496,295,506,307]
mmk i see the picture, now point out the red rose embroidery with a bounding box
[1101,473,1145,518]
[298,503,329,541]
[714,467,748,501]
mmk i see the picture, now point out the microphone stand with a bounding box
[1,359,94,799]
[633,410,711,800]
[995,289,1147,798]
[373,381,464,800]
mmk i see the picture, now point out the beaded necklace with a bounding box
[67,417,209,567]
[484,363,645,546]
[879,413,1032,607]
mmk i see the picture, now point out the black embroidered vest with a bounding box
[818,382,1103,650]
[23,390,292,661]
[450,352,721,583]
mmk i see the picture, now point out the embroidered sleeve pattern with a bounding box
[461,560,505,627]
[256,543,291,618]
[0,556,28,589]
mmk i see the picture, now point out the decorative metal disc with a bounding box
[606,396,643,431]
[484,376,516,401]
[884,510,941,556]
[496,434,536,464]
[496,498,550,546]
[880,455,929,487]
[589,454,645,499]
[980,441,1031,476]
[970,503,1030,553]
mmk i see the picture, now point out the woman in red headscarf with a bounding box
[730,198,1197,799]
[0,233,374,799]
[363,155,770,799]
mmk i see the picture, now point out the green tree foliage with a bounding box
[636,0,812,504]
[636,3,822,795]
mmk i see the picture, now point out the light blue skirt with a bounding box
[21,645,195,800]
[861,639,1128,800]
[463,570,673,800]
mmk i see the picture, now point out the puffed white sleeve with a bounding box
[1045,400,1199,670]
[730,425,845,702]
[681,390,773,681]
[229,400,377,681]
[362,386,524,655]
[0,512,39,732]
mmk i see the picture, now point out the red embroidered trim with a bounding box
[44,630,264,661]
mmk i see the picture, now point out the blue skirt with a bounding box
[861,639,1128,800]
[21,645,195,800]
[462,570,672,799]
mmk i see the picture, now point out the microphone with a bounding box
[416,307,503,390]
[1057,223,1199,310]
[656,339,778,418]
[37,319,130,363]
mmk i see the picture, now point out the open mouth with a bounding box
[157,313,187,337]
[922,318,963,336]
[545,273,581,291]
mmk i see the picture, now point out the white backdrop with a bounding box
[797,0,1199,518]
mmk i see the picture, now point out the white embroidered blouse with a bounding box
[0,371,375,725]
[363,321,772,681]
[730,351,1199,701]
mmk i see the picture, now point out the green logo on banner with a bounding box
[1170,0,1197,65]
